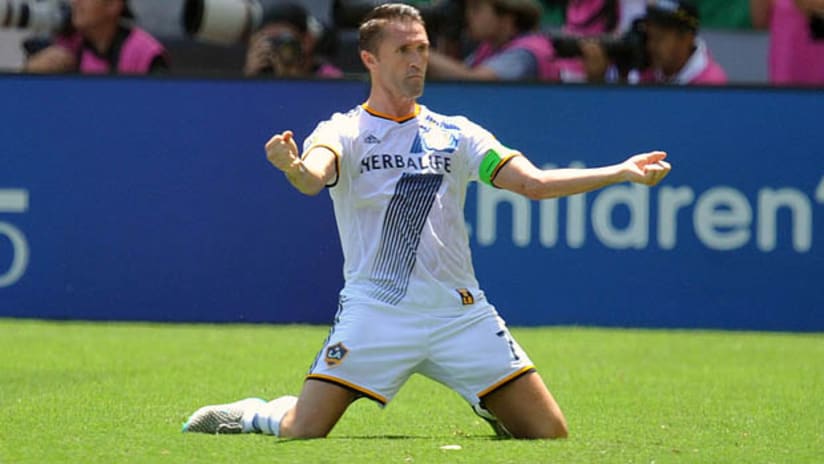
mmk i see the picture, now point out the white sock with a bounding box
[242,396,298,436]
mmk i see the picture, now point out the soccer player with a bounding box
[182,3,670,439]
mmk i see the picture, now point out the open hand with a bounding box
[621,151,671,186]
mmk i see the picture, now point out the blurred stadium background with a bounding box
[0,0,769,82]
[0,1,820,329]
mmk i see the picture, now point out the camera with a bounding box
[266,31,302,67]
[0,0,72,34]
[550,18,649,72]
[182,0,292,45]
[811,14,824,40]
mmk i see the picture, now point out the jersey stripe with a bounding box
[410,132,423,154]
[369,173,444,304]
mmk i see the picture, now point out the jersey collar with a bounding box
[361,103,421,124]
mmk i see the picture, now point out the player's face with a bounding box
[71,0,119,32]
[465,0,499,41]
[645,23,693,77]
[369,20,430,99]
[249,23,309,76]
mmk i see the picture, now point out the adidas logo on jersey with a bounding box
[364,134,381,144]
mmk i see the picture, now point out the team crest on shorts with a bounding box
[456,288,475,305]
[325,342,349,367]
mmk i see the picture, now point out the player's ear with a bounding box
[360,49,377,71]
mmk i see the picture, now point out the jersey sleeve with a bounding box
[461,118,522,187]
[303,114,346,187]
[303,116,345,160]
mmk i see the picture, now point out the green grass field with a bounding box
[1,319,821,463]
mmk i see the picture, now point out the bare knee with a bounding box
[279,426,329,439]
[481,372,569,440]
[554,421,569,439]
[277,379,356,439]
[511,417,569,440]
[541,418,569,439]
[278,409,332,439]
[544,414,569,439]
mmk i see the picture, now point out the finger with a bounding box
[629,165,646,179]
[253,34,271,49]
[254,49,271,63]
[647,162,671,183]
[651,167,669,184]
[642,162,664,174]
[644,163,667,181]
[645,162,667,171]
[645,151,667,163]
[251,39,267,52]
[654,169,667,182]
[635,151,666,168]
[265,134,282,149]
[282,130,294,143]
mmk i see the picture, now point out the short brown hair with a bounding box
[358,3,426,54]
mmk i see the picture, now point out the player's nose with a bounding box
[409,50,426,66]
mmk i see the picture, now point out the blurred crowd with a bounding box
[3,0,824,86]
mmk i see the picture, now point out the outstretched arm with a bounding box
[23,45,76,73]
[493,151,671,200]
[265,130,337,196]
[427,51,500,80]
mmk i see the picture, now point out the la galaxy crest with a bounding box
[325,342,349,367]
[419,124,459,154]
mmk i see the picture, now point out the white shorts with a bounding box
[306,295,535,406]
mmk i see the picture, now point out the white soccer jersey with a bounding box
[303,104,520,310]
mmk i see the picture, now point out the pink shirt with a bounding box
[557,0,613,82]
[470,34,560,81]
[642,38,727,85]
[315,62,344,79]
[689,59,727,85]
[768,0,824,85]
[563,0,615,36]
[55,26,166,75]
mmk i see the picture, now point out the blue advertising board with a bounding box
[1,75,822,331]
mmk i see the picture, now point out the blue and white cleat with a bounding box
[182,398,266,434]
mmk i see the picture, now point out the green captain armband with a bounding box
[479,148,517,186]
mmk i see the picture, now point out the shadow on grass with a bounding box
[272,435,505,444]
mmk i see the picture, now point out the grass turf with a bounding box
[0,319,821,463]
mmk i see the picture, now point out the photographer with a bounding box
[580,0,726,85]
[553,0,646,82]
[427,0,558,81]
[244,2,343,78]
[751,0,824,85]
[24,0,168,75]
